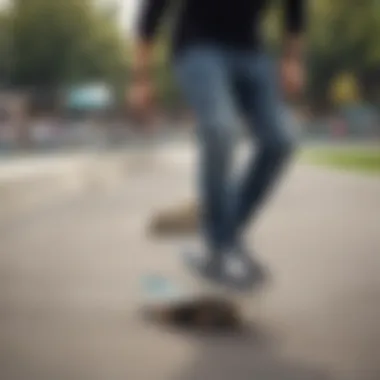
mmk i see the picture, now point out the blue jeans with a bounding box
[174,46,297,253]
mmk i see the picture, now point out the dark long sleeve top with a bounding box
[137,0,306,54]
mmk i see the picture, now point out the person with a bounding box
[129,0,306,291]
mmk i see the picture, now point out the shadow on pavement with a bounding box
[175,324,333,380]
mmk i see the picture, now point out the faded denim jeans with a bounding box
[174,45,297,253]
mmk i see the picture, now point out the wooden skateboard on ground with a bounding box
[139,274,250,330]
[149,200,198,236]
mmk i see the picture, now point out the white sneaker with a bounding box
[224,254,250,278]
[221,248,269,291]
[183,244,224,285]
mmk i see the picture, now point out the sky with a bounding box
[104,0,139,35]
[0,0,9,9]
[124,0,139,35]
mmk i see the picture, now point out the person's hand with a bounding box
[280,55,305,98]
[127,76,155,124]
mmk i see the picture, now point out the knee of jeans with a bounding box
[199,118,235,153]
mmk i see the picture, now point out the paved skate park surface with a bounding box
[1,144,380,380]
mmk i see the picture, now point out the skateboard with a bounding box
[149,200,198,236]
[140,274,244,330]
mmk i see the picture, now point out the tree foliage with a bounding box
[308,0,380,106]
[1,0,380,108]
[4,0,128,87]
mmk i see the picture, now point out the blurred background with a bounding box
[0,1,380,380]
[0,0,379,152]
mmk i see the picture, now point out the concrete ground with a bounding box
[1,145,380,380]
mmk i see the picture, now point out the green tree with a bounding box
[308,0,380,107]
[10,0,128,87]
[0,10,11,85]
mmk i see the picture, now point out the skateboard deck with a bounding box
[140,274,244,330]
[149,201,198,236]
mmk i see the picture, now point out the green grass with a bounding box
[300,146,380,175]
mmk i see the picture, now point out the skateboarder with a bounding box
[129,0,306,290]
